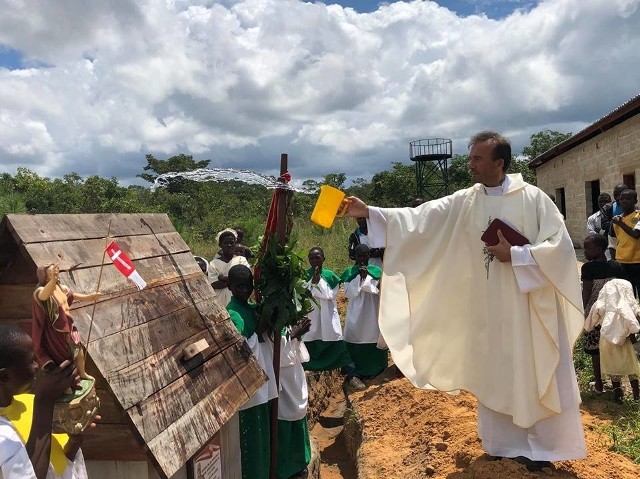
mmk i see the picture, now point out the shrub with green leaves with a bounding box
[255,234,315,332]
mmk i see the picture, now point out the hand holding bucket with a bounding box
[310,185,348,228]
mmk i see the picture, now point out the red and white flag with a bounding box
[105,241,147,290]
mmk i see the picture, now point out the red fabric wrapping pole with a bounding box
[256,156,290,479]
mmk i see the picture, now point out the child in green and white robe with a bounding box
[277,322,312,478]
[227,265,277,479]
[303,247,352,372]
[341,244,388,378]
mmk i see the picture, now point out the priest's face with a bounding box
[468,141,505,187]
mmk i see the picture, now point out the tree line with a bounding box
[0,130,570,248]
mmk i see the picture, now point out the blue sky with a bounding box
[0,0,638,185]
[314,0,539,17]
[0,46,22,70]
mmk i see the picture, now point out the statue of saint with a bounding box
[32,263,100,380]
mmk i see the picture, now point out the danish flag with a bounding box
[105,241,147,290]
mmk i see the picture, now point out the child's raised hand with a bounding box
[292,318,312,340]
[359,265,368,280]
[33,360,80,402]
[312,266,321,284]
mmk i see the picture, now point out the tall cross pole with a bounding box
[269,153,289,479]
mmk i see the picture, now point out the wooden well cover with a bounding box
[1,213,266,478]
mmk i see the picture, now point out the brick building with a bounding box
[530,93,640,244]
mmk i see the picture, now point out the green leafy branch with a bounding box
[255,234,315,332]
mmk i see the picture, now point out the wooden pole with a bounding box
[269,153,288,479]
[86,219,112,345]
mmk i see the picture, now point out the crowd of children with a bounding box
[200,224,389,479]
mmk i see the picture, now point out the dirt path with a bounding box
[310,389,357,479]
[350,371,640,479]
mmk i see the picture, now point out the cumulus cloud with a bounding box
[0,0,639,184]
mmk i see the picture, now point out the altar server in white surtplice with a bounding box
[303,247,352,372]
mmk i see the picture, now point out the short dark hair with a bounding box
[354,244,370,256]
[613,183,628,199]
[309,246,324,257]
[468,131,511,171]
[228,264,253,287]
[0,325,29,369]
[621,189,637,201]
[584,233,608,251]
[598,193,611,202]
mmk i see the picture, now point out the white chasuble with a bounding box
[370,174,585,455]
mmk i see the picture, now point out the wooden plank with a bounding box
[88,302,211,375]
[71,274,219,342]
[82,424,148,461]
[0,247,37,284]
[5,214,175,244]
[95,388,129,424]
[57,252,202,299]
[106,326,239,410]
[0,284,36,306]
[145,358,267,478]
[126,339,263,443]
[0,284,34,319]
[85,461,151,479]
[23,232,191,271]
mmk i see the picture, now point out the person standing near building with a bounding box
[609,189,640,297]
[587,193,612,236]
[343,131,586,472]
[611,184,628,217]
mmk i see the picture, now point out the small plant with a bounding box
[602,401,640,463]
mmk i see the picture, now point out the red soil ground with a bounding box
[350,371,640,479]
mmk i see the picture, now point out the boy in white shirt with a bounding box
[0,325,88,479]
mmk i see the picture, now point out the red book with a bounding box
[481,218,530,247]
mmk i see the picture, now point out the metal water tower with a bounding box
[410,138,453,200]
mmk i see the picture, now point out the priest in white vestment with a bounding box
[343,131,586,470]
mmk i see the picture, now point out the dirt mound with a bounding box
[350,371,640,479]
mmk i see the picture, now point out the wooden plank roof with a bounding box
[1,213,266,478]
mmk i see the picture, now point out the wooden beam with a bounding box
[5,214,175,243]
[24,232,190,271]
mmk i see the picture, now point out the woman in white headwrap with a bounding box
[209,228,250,307]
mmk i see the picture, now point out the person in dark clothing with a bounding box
[348,218,384,268]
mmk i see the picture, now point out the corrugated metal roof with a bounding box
[529,92,640,168]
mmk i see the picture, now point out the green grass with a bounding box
[187,215,357,276]
[605,401,640,463]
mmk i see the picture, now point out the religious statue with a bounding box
[31,263,100,434]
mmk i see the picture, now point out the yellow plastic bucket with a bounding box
[310,185,346,228]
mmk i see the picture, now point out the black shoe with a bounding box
[512,456,552,472]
